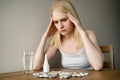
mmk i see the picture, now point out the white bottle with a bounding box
[43,54,50,72]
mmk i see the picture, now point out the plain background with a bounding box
[0,0,120,73]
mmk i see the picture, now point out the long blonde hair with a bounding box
[50,0,82,49]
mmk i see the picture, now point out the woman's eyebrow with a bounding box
[60,16,68,20]
[53,20,58,22]
[60,17,68,21]
[53,16,68,22]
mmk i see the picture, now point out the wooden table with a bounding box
[0,69,120,80]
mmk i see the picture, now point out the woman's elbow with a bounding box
[33,66,40,71]
[94,63,103,71]
[33,64,42,71]
[94,66,103,71]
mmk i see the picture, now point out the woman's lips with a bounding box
[61,29,66,32]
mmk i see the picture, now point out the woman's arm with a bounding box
[33,36,58,70]
[81,29,104,71]
[33,34,47,70]
[33,18,57,70]
[67,13,104,70]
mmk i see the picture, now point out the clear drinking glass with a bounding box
[22,51,34,73]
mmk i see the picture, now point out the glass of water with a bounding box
[22,51,34,73]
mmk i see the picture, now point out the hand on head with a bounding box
[67,12,84,32]
[44,17,57,38]
[67,12,80,27]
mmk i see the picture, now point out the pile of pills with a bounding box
[33,71,89,79]
[33,72,58,78]
[59,72,72,79]
[72,72,89,77]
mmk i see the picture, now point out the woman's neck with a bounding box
[63,32,74,40]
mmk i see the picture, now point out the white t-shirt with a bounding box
[59,47,93,69]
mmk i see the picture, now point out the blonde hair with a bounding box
[50,0,82,49]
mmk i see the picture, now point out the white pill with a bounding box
[64,74,72,79]
[39,74,44,77]
[59,75,64,79]
[43,73,49,77]
[79,73,85,76]
[84,72,88,76]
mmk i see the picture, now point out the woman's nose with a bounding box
[59,22,64,29]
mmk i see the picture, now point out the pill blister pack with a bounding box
[33,71,89,79]
[33,72,58,78]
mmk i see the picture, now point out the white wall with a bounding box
[0,0,119,73]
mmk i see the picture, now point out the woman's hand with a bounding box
[67,12,84,33]
[44,17,57,38]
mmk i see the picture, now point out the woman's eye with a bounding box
[54,21,58,24]
[62,18,67,22]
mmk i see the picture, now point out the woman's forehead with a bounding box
[52,10,67,20]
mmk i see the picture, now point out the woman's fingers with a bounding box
[67,12,75,22]
[45,17,57,37]
[67,12,80,26]
[47,17,53,30]
[67,12,85,32]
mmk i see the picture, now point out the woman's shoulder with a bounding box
[85,29,97,39]
[85,29,96,36]
[85,29,95,35]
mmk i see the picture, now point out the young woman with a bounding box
[34,0,104,71]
